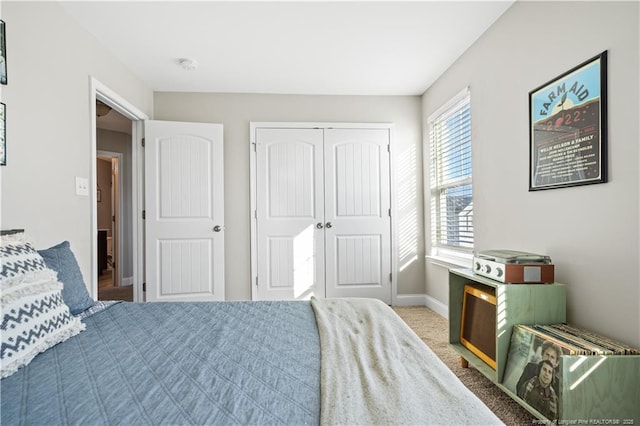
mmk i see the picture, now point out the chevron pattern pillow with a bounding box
[1,234,86,378]
[0,237,47,278]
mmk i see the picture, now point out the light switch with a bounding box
[75,177,89,196]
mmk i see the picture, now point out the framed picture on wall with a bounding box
[0,20,6,85]
[1,103,5,166]
[529,51,607,191]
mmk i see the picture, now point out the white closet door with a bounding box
[324,128,392,303]
[255,128,325,300]
[145,120,224,302]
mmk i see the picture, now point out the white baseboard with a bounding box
[424,295,448,319]
[122,276,133,286]
[393,294,448,320]
[393,293,427,306]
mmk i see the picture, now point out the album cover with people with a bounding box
[503,325,575,421]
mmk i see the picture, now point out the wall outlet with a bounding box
[75,177,89,196]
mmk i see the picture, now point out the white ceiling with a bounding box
[61,1,514,97]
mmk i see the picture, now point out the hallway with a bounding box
[98,269,133,302]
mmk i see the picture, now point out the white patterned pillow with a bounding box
[0,233,48,279]
[1,234,86,378]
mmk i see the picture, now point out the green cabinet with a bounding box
[448,268,640,423]
[449,268,567,383]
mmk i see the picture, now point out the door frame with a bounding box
[90,77,148,302]
[249,122,399,303]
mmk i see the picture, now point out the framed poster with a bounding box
[529,51,607,191]
[0,20,5,85]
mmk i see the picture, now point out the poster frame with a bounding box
[529,51,608,191]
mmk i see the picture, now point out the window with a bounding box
[429,88,473,254]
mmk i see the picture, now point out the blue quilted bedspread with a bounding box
[1,301,321,425]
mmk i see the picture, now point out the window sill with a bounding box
[426,254,472,270]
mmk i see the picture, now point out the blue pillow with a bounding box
[38,241,95,315]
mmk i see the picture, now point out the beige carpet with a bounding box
[393,306,535,426]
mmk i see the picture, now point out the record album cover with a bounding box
[503,325,574,421]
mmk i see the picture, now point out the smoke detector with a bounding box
[179,58,199,71]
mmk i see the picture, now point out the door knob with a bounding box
[325,222,332,229]
[213,225,222,232]
[316,222,324,229]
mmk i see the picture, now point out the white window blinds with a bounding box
[429,88,473,250]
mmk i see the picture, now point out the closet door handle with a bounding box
[316,222,324,229]
[325,222,332,229]
[213,225,222,232]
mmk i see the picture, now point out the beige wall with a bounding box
[0,2,153,286]
[423,1,640,346]
[154,93,424,301]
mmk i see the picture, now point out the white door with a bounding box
[254,125,392,303]
[324,128,391,303]
[145,120,224,302]
[255,128,325,300]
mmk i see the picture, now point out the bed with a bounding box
[1,232,503,425]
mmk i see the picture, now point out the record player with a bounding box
[473,249,554,283]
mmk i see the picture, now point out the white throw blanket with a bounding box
[310,297,503,426]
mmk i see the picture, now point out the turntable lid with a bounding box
[476,249,551,264]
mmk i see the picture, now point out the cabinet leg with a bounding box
[460,357,469,368]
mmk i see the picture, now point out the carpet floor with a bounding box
[98,269,133,302]
[393,306,536,426]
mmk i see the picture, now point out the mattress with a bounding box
[1,301,320,425]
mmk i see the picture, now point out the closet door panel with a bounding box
[255,128,325,300]
[334,142,383,217]
[324,128,392,303]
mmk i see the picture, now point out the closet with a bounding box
[250,123,392,303]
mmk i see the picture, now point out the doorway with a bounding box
[96,151,128,300]
[90,77,148,302]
